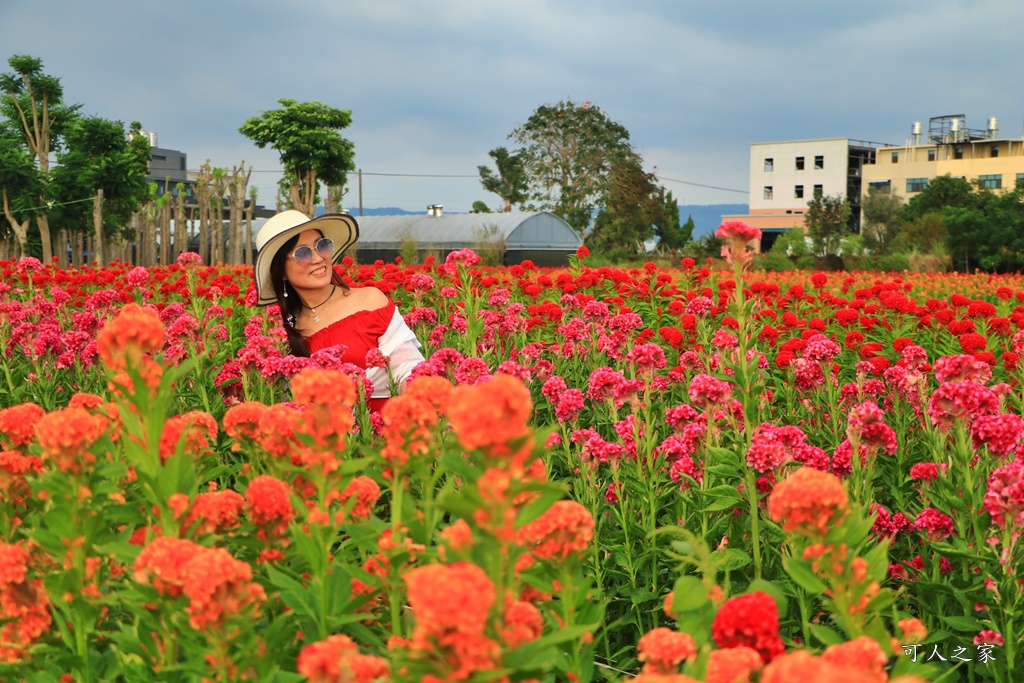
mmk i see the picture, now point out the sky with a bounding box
[2,0,1022,215]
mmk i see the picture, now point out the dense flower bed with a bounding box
[1,243,1023,682]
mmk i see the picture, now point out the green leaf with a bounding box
[809,623,844,646]
[782,556,827,595]
[671,575,708,613]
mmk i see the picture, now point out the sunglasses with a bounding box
[287,238,334,267]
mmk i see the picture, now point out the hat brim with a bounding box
[253,213,359,306]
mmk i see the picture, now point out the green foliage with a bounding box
[860,187,905,256]
[684,232,723,263]
[471,222,506,266]
[752,249,795,272]
[903,213,947,254]
[469,200,492,214]
[510,99,641,234]
[904,174,974,222]
[478,146,528,212]
[398,228,419,265]
[587,159,660,254]
[50,118,151,239]
[805,193,852,257]
[770,227,810,258]
[238,98,355,214]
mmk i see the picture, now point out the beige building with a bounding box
[724,137,885,251]
[861,115,1024,200]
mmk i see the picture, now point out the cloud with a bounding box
[2,0,1021,211]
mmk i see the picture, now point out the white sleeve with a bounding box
[366,308,426,398]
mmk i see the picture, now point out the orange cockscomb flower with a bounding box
[705,646,763,683]
[637,627,698,674]
[446,374,534,462]
[517,500,595,561]
[0,542,51,663]
[183,489,245,536]
[404,375,454,413]
[291,367,358,409]
[327,475,381,523]
[500,599,544,649]
[181,546,266,630]
[0,403,46,450]
[245,475,294,539]
[405,562,495,637]
[35,406,109,474]
[821,636,888,683]
[223,401,269,450]
[133,536,204,598]
[255,404,307,465]
[158,410,218,464]
[767,466,849,537]
[380,393,442,470]
[96,303,166,370]
[297,634,390,683]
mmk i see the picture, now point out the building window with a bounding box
[891,152,899,163]
[928,149,936,162]
[954,147,963,160]
[991,146,999,158]
[907,178,928,193]
[814,155,824,170]
[763,186,773,200]
[794,185,804,199]
[813,184,823,198]
[764,158,774,172]
[979,174,1002,190]
[869,180,891,194]
[795,156,805,170]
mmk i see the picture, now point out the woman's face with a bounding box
[283,228,333,292]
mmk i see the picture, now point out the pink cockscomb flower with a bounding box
[971,413,1024,457]
[984,459,1024,529]
[913,507,955,541]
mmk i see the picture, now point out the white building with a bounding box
[724,137,886,251]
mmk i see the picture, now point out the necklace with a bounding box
[302,285,336,323]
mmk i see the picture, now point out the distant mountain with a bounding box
[678,204,749,239]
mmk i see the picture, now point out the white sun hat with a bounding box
[252,210,359,306]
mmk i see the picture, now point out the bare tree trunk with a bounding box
[2,189,29,258]
[173,187,188,262]
[93,189,105,266]
[38,214,54,264]
[195,163,213,265]
[325,185,343,214]
[160,200,171,265]
[211,169,226,265]
[227,163,251,265]
[244,187,257,266]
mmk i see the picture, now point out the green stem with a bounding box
[745,468,762,580]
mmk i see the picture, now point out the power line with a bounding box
[656,176,749,194]
[19,196,96,212]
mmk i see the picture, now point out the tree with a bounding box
[470,201,492,214]
[0,55,79,262]
[654,194,691,254]
[944,184,1024,272]
[860,186,905,255]
[0,123,40,256]
[905,174,974,222]
[239,99,355,217]
[50,117,151,262]
[805,194,852,258]
[478,147,528,212]
[587,159,660,253]
[510,100,641,234]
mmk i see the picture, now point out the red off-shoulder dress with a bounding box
[306,300,396,413]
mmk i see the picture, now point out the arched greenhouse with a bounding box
[353,211,582,267]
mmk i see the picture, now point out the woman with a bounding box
[253,210,425,412]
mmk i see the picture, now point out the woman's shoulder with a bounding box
[348,285,390,310]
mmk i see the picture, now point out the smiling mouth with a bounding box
[310,266,328,277]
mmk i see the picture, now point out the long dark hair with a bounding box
[269,231,349,357]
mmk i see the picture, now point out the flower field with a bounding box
[1,242,1023,683]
